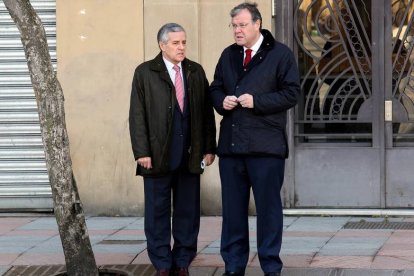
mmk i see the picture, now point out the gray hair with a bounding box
[230,2,262,29]
[157,23,186,44]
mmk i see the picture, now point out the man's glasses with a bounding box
[229,22,250,30]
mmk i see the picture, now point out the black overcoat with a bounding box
[129,53,216,176]
[210,29,300,158]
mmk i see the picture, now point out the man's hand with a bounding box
[223,95,239,110]
[137,157,152,169]
[238,94,254,108]
[203,154,215,166]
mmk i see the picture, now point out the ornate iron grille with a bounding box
[295,0,373,143]
[294,0,414,144]
[391,0,414,144]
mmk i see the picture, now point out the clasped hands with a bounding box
[223,94,253,110]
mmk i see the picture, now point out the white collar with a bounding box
[244,34,264,53]
[162,56,182,71]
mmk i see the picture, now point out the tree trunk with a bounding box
[2,0,99,275]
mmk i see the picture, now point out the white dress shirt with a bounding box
[243,34,264,60]
[163,57,184,88]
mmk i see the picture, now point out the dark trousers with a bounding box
[144,168,200,270]
[219,156,285,274]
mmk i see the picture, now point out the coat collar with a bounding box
[149,52,196,74]
[228,29,275,80]
[229,29,275,54]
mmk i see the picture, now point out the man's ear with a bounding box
[255,19,261,30]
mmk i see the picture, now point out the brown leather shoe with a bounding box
[175,267,189,276]
[156,269,170,276]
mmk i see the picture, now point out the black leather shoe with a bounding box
[222,272,244,276]
[264,273,281,276]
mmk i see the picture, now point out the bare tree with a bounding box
[2,0,99,275]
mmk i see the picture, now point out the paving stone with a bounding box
[318,237,387,256]
[0,218,36,232]
[25,244,64,254]
[94,253,137,265]
[112,229,146,236]
[310,256,372,269]
[0,237,52,253]
[92,243,146,254]
[131,249,151,265]
[11,253,65,265]
[284,231,335,237]
[89,235,111,245]
[336,230,392,238]
[371,256,414,270]
[248,217,257,231]
[286,217,351,232]
[207,240,220,248]
[197,241,211,252]
[85,217,139,230]
[0,254,19,266]
[200,247,220,254]
[282,255,313,268]
[0,245,33,254]
[281,237,329,255]
[0,266,10,275]
[3,230,58,237]
[283,216,299,227]
[121,217,145,230]
[105,234,147,241]
[17,218,58,231]
[191,253,224,267]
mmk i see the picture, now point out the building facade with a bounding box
[1,0,413,215]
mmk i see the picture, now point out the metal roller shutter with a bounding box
[0,0,55,211]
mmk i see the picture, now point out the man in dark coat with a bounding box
[210,3,300,276]
[129,23,216,276]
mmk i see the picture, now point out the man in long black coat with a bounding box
[129,23,216,276]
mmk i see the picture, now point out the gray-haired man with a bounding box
[129,23,216,276]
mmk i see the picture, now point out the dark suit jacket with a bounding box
[210,29,300,158]
[129,53,216,176]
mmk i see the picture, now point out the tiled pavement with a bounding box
[1,215,414,275]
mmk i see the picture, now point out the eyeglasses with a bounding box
[229,22,250,30]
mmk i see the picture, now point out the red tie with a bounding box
[173,65,184,112]
[243,48,252,67]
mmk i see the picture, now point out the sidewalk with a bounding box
[1,215,414,275]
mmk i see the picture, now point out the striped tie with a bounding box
[173,65,184,112]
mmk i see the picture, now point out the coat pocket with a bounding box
[247,127,287,158]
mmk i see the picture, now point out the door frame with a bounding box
[276,0,395,208]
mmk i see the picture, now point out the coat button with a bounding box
[244,68,247,71]
[231,143,235,146]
